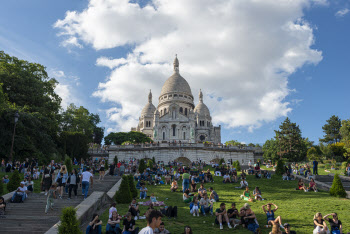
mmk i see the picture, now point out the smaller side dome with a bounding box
[141,90,156,116]
[194,89,210,116]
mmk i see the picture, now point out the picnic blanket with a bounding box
[140,200,165,206]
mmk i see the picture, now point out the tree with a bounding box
[128,174,138,198]
[93,127,105,145]
[275,160,285,176]
[320,115,342,144]
[263,139,279,162]
[329,142,346,162]
[219,158,225,165]
[139,159,146,173]
[319,143,333,159]
[115,175,132,204]
[248,143,255,147]
[104,131,152,145]
[340,119,350,158]
[64,155,73,174]
[152,156,156,164]
[114,156,118,164]
[329,174,346,198]
[224,140,241,146]
[147,159,154,169]
[275,117,307,162]
[58,132,89,160]
[234,160,241,171]
[307,147,322,161]
[58,207,82,234]
[7,170,21,192]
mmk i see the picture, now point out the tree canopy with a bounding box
[320,115,342,144]
[104,131,152,145]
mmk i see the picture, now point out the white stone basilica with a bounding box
[131,56,221,144]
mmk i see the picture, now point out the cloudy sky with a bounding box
[1,0,349,144]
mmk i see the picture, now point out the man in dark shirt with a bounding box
[227,202,240,228]
[282,223,296,234]
[123,212,139,234]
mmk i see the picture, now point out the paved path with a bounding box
[0,174,120,234]
[315,174,350,191]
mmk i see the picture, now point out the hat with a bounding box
[20,182,25,185]
[243,203,250,209]
[284,223,290,227]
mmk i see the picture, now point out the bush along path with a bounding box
[0,173,120,234]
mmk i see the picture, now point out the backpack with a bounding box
[11,193,23,203]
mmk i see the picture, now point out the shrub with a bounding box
[329,174,347,198]
[152,156,156,164]
[128,174,138,198]
[219,158,225,165]
[115,175,132,204]
[275,160,285,176]
[235,160,241,171]
[58,206,82,234]
[0,180,3,196]
[105,160,108,169]
[139,159,146,173]
[7,170,21,192]
[64,155,73,174]
[147,159,153,169]
[114,156,118,164]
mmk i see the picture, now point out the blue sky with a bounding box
[1,0,349,145]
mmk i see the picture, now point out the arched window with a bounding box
[172,109,176,119]
[163,132,165,140]
[185,108,188,116]
[200,135,205,141]
[183,132,186,140]
[172,125,176,136]
[179,107,183,113]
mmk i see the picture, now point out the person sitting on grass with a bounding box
[199,171,205,183]
[150,193,160,206]
[239,178,249,189]
[86,213,102,234]
[123,212,139,234]
[282,223,296,234]
[263,170,272,179]
[240,203,260,233]
[109,203,118,218]
[313,212,328,234]
[190,175,197,192]
[106,211,122,234]
[200,193,213,216]
[154,222,170,234]
[209,187,219,202]
[198,183,207,199]
[223,173,232,183]
[227,202,240,228]
[147,175,154,185]
[2,175,9,184]
[306,178,318,192]
[182,226,193,234]
[164,174,171,185]
[155,174,162,185]
[170,179,178,192]
[240,186,253,202]
[253,187,263,201]
[140,184,148,199]
[189,196,200,217]
[134,170,141,181]
[183,189,193,203]
[0,196,6,218]
[232,169,238,182]
[129,198,140,220]
[241,170,247,180]
[139,209,163,234]
[269,222,282,234]
[296,179,306,191]
[262,203,283,229]
[323,213,343,234]
[11,182,28,202]
[215,202,233,230]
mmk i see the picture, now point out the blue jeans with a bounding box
[140,191,147,199]
[86,224,101,234]
[247,223,259,232]
[11,192,26,202]
[201,205,213,214]
[122,227,139,234]
[106,223,120,234]
[82,181,89,198]
[182,179,190,192]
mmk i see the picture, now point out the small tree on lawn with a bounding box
[152,156,156,164]
[329,174,347,198]
[58,206,82,234]
[139,159,146,173]
[147,159,153,169]
[219,158,225,165]
[64,155,73,174]
[115,175,132,204]
[275,160,285,176]
[235,160,241,171]
[114,156,118,164]
[128,174,138,198]
[7,169,21,192]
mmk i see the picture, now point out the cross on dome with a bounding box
[148,89,152,103]
[173,54,179,73]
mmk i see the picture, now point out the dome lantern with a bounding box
[173,54,179,73]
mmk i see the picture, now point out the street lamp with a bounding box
[9,111,19,163]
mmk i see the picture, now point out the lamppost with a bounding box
[9,111,19,163]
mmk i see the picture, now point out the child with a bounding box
[45,184,57,214]
[150,193,159,206]
[109,203,117,218]
[140,184,148,199]
[189,196,200,217]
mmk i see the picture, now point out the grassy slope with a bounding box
[0,171,42,196]
[99,168,349,234]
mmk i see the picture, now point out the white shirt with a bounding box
[17,186,27,195]
[223,175,230,179]
[82,171,93,182]
[240,180,248,187]
[139,226,154,234]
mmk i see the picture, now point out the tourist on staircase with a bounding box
[82,167,94,199]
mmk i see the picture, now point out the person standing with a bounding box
[45,184,57,214]
[81,167,94,199]
[56,165,68,199]
[67,169,80,199]
[313,160,318,175]
[182,170,190,193]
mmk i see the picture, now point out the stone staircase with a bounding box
[315,175,350,191]
[0,175,120,234]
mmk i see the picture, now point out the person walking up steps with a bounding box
[82,167,94,199]
[45,184,57,214]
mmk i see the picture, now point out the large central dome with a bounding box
[160,55,193,97]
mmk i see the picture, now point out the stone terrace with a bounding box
[0,174,120,234]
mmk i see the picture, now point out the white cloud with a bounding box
[55,83,75,109]
[55,0,323,132]
[52,70,65,78]
[335,8,349,17]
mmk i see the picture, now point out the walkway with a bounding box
[315,174,350,191]
[0,174,120,234]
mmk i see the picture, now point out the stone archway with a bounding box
[174,157,192,165]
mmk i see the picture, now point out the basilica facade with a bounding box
[131,56,221,144]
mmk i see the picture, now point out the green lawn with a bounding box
[98,168,350,234]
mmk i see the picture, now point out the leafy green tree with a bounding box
[58,207,82,234]
[340,119,350,158]
[93,127,104,145]
[275,160,285,176]
[115,175,132,204]
[147,159,154,169]
[7,170,21,192]
[219,158,225,165]
[235,160,241,171]
[58,132,89,160]
[139,159,146,173]
[104,131,152,145]
[263,139,279,162]
[329,142,346,161]
[320,115,342,144]
[64,155,73,174]
[128,174,138,198]
[319,143,333,159]
[329,174,346,198]
[152,156,156,164]
[224,140,241,146]
[248,143,255,147]
[307,147,321,161]
[275,117,307,162]
[114,156,118,164]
